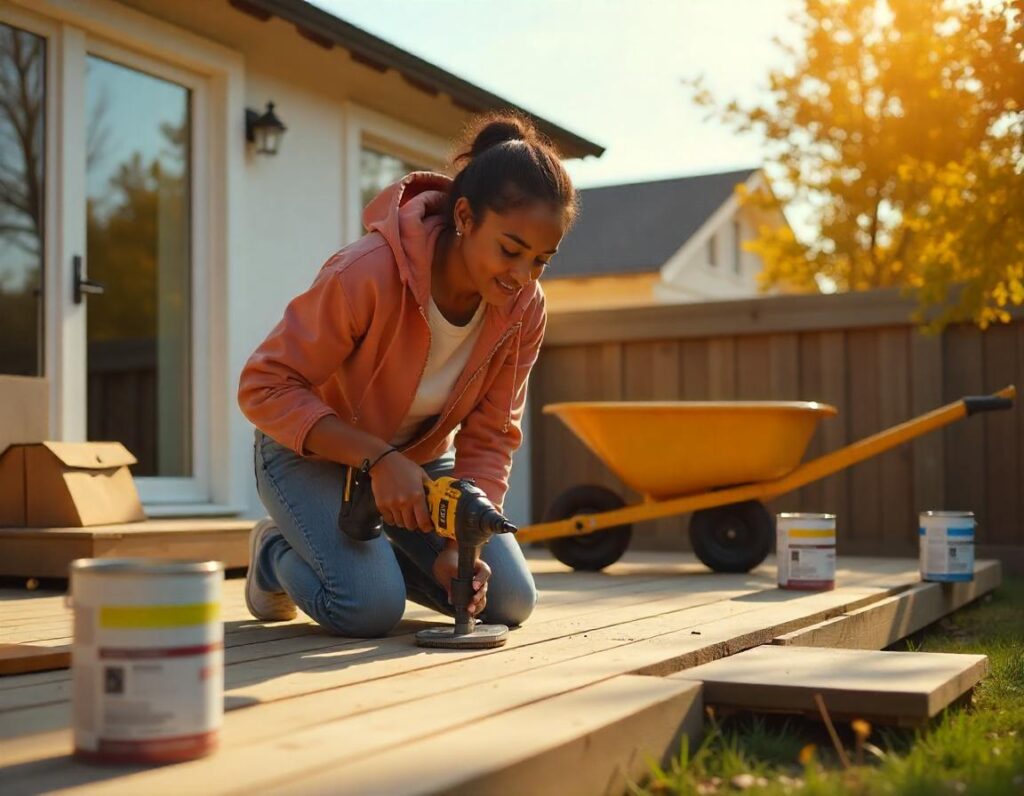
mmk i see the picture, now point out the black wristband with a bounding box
[363,447,397,474]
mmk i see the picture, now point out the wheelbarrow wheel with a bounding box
[689,500,774,573]
[544,485,633,572]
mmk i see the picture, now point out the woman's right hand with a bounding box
[369,452,434,533]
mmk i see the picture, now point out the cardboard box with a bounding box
[0,442,146,527]
[0,375,49,455]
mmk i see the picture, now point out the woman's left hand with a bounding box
[432,544,490,617]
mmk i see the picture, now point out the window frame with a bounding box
[342,102,448,245]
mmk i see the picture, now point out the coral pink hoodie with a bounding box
[238,172,546,509]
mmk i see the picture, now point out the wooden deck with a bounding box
[0,553,1000,795]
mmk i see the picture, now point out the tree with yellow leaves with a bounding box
[691,0,1022,328]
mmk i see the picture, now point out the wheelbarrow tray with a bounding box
[543,401,838,500]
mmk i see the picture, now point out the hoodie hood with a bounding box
[362,171,451,308]
[361,171,539,319]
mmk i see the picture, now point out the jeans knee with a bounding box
[318,585,406,638]
[483,572,537,627]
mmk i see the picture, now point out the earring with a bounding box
[456,228,463,238]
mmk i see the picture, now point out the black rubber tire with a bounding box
[544,484,633,572]
[689,500,774,573]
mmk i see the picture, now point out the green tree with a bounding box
[691,0,1023,328]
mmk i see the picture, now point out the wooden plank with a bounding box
[0,644,70,676]
[982,325,1018,546]
[910,331,945,515]
[798,332,825,509]
[671,645,988,725]
[817,332,849,532]
[542,288,1024,347]
[736,336,773,400]
[707,338,736,399]
[774,560,1001,649]
[279,677,703,796]
[680,339,710,400]
[0,561,919,754]
[877,328,914,552]
[846,330,882,549]
[769,333,802,513]
[943,326,986,526]
[5,574,917,791]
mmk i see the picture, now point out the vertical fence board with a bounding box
[910,332,945,518]
[769,333,802,512]
[680,340,710,400]
[982,325,1018,546]
[877,328,914,551]
[818,332,850,539]
[846,331,881,550]
[943,326,987,538]
[708,339,737,399]
[736,336,773,400]
[798,332,825,510]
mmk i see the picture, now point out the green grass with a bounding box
[632,577,1024,795]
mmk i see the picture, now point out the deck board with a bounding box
[0,554,999,794]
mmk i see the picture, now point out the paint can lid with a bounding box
[70,558,224,576]
[777,512,836,520]
[920,511,975,519]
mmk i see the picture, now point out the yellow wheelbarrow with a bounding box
[516,386,1016,573]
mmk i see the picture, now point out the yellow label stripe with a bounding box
[786,529,836,539]
[100,602,220,629]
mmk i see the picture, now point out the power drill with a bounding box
[339,469,517,643]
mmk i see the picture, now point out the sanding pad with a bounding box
[415,623,509,649]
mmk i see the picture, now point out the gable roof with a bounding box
[228,0,604,159]
[549,168,757,279]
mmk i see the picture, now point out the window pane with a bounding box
[360,147,422,209]
[86,56,191,477]
[0,24,45,376]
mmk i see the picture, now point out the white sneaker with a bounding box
[245,519,297,621]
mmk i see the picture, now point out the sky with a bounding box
[311,0,804,189]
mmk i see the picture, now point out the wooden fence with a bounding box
[529,288,1023,573]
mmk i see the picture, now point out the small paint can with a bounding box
[919,511,975,582]
[776,513,836,590]
[70,558,224,763]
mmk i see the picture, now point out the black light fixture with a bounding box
[245,101,287,155]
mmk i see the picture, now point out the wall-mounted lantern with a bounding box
[245,101,287,155]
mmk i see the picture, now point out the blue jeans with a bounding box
[252,430,537,637]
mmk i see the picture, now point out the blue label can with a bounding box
[919,511,975,582]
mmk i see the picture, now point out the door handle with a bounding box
[73,255,105,304]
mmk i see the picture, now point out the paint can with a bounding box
[920,511,975,582]
[70,558,224,763]
[776,513,836,590]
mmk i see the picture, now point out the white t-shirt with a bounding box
[390,296,486,446]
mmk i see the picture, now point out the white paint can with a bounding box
[70,558,224,763]
[776,513,836,590]
[920,511,975,582]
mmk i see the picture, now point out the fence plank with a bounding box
[877,328,914,551]
[818,332,849,533]
[943,326,987,538]
[846,331,882,550]
[769,334,802,512]
[736,336,773,400]
[982,325,1018,546]
[910,332,945,517]
[680,340,710,400]
[708,339,737,399]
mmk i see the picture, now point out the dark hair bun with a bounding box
[446,110,578,229]
[468,118,530,159]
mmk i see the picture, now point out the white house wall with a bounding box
[106,1,476,520]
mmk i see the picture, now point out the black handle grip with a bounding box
[73,255,105,305]
[964,392,1015,416]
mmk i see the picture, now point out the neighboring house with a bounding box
[0,0,601,527]
[543,169,787,312]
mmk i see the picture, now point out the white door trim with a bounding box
[5,0,246,511]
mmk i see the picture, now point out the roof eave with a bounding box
[228,0,605,160]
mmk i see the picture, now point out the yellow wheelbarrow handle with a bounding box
[517,385,1016,544]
